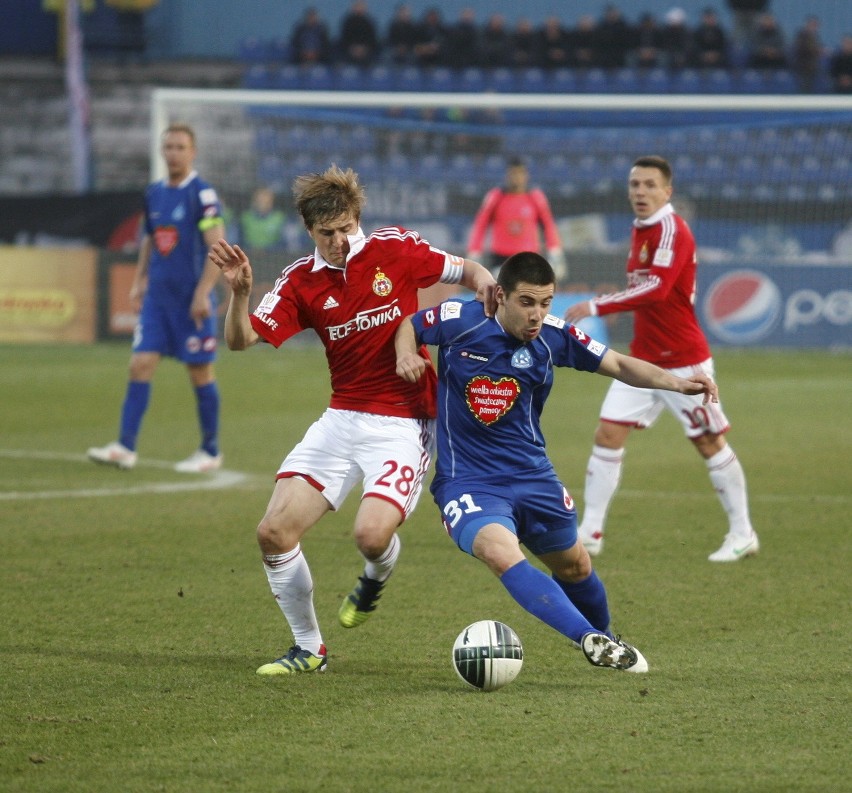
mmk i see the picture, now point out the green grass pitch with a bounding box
[1,342,849,792]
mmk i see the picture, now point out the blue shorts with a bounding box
[134,291,218,364]
[431,470,578,556]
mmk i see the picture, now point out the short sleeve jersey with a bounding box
[143,171,221,300]
[250,226,465,419]
[591,203,711,367]
[411,299,607,481]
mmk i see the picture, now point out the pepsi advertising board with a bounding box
[698,264,852,348]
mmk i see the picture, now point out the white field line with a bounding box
[0,449,266,501]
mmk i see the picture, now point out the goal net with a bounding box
[151,87,852,348]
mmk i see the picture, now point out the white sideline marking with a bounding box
[0,449,264,501]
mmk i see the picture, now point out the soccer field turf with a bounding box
[1,342,849,792]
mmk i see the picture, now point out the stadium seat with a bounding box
[737,69,765,94]
[335,65,368,91]
[303,65,333,91]
[643,68,671,94]
[612,68,640,94]
[366,65,394,92]
[579,68,608,93]
[704,68,734,93]
[396,66,425,92]
[519,68,548,93]
[672,69,700,94]
[415,153,444,180]
[548,68,578,94]
[488,68,517,93]
[238,37,271,64]
[352,153,381,182]
[269,38,291,63]
[459,67,486,93]
[767,69,797,94]
[244,64,273,89]
[425,67,455,92]
[273,65,302,90]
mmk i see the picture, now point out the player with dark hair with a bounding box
[566,155,758,562]
[209,164,496,675]
[395,251,719,672]
[88,123,226,473]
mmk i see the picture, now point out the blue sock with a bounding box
[552,570,611,635]
[118,381,151,451]
[195,382,220,456]
[499,560,594,645]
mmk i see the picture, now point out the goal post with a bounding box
[150,87,852,348]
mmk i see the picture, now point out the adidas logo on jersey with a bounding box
[323,296,339,310]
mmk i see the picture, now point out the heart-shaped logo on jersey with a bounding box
[465,376,520,425]
[154,226,179,257]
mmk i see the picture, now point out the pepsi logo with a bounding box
[704,270,782,344]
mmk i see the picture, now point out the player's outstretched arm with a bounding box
[597,349,719,405]
[395,317,428,383]
[208,240,259,350]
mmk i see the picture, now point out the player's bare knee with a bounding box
[352,525,390,560]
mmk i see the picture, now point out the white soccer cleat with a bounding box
[581,632,648,673]
[579,528,604,557]
[174,449,223,473]
[87,441,137,470]
[708,531,759,562]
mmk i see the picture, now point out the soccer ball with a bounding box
[452,620,523,692]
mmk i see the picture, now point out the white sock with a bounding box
[262,545,323,655]
[706,445,754,539]
[580,445,624,537]
[363,532,401,582]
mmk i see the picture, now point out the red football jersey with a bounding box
[250,226,465,419]
[592,204,711,367]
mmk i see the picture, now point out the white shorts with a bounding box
[599,358,731,438]
[278,408,435,518]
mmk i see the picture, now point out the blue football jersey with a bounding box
[411,299,608,481]
[143,171,221,299]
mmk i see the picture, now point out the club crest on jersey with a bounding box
[511,347,533,368]
[171,203,186,222]
[372,269,392,297]
[639,241,649,264]
[154,226,179,256]
[563,487,575,511]
[465,376,520,425]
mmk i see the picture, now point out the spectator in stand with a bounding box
[567,14,600,69]
[413,7,446,68]
[792,15,827,93]
[661,7,692,70]
[338,0,380,67]
[509,18,539,69]
[467,157,566,281]
[386,3,419,66]
[726,0,769,51]
[692,7,730,68]
[634,13,664,69]
[596,4,632,69]
[443,8,480,69]
[290,7,331,66]
[479,14,512,69]
[829,34,852,93]
[240,186,286,251]
[748,12,788,69]
[539,16,570,70]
